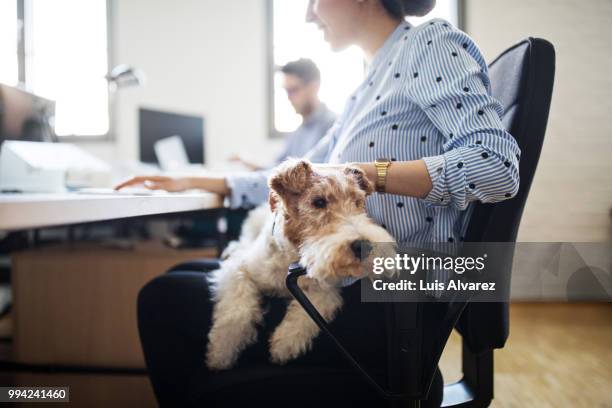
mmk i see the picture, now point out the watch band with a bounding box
[374,158,392,193]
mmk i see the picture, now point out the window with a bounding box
[270,0,363,134]
[269,0,462,136]
[0,0,19,86]
[0,0,111,137]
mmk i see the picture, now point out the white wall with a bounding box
[91,0,281,167]
[465,0,612,242]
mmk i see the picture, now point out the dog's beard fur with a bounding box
[205,159,396,370]
[299,212,396,284]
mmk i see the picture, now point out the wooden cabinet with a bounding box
[11,241,216,368]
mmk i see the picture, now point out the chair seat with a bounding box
[190,365,388,407]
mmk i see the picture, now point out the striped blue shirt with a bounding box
[226,17,520,246]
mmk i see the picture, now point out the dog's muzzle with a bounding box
[350,240,373,259]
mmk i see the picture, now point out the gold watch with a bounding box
[374,158,392,193]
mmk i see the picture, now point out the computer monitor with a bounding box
[0,83,56,143]
[139,108,205,165]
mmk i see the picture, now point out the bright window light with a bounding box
[0,0,19,86]
[27,0,109,136]
[271,0,459,134]
[272,0,363,133]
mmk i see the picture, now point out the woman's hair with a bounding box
[381,0,436,18]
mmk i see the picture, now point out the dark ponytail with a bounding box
[380,0,436,19]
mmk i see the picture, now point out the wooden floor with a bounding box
[440,303,612,407]
[1,303,610,407]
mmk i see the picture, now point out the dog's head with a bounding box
[269,159,395,285]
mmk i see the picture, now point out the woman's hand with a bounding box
[114,176,193,192]
[114,175,230,195]
[313,163,378,187]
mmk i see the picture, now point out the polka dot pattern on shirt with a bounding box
[226,17,521,251]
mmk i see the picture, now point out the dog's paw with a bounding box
[205,341,238,370]
[268,329,310,365]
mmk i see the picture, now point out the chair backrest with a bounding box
[392,38,556,399]
[457,38,556,352]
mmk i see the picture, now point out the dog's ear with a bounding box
[344,166,374,195]
[269,159,314,200]
[268,191,279,212]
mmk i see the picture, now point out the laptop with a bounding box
[155,135,190,171]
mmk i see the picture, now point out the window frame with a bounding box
[265,0,280,139]
[266,0,466,140]
[13,0,115,141]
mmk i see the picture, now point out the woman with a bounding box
[128,0,520,406]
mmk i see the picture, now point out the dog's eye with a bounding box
[312,197,328,209]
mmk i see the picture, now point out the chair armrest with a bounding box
[167,258,222,273]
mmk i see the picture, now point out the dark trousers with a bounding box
[137,259,442,407]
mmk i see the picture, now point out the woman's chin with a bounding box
[326,38,350,53]
[322,31,348,52]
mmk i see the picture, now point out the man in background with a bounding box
[231,58,336,170]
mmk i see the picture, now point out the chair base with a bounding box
[442,342,493,408]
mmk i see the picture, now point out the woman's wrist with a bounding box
[350,160,432,199]
[187,176,230,196]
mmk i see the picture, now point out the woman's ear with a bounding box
[344,166,374,195]
[269,159,314,200]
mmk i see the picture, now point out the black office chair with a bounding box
[162,37,555,407]
[286,37,556,407]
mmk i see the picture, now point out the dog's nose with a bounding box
[350,240,372,259]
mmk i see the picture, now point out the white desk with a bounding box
[0,192,223,231]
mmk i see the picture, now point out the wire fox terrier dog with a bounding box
[205,159,395,370]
